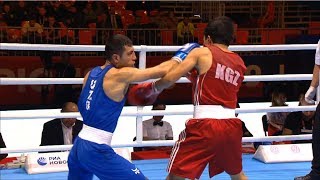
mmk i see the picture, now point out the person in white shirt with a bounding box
[143,103,173,141]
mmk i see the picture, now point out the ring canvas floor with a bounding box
[0,155,310,180]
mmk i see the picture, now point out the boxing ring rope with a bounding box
[0,43,318,154]
[0,105,318,120]
[0,134,312,154]
[0,43,318,51]
[0,74,313,85]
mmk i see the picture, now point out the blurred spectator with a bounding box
[36,1,50,10]
[36,6,48,26]
[107,6,123,29]
[258,1,275,28]
[53,52,76,107]
[39,15,61,78]
[144,15,159,45]
[63,4,84,28]
[40,102,83,146]
[145,1,160,15]
[146,14,160,29]
[100,6,123,40]
[14,1,29,25]
[154,13,167,29]
[0,15,8,42]
[125,1,145,12]
[47,1,63,22]
[2,3,16,26]
[283,94,315,143]
[43,15,60,44]
[126,1,159,15]
[267,90,289,136]
[177,17,195,44]
[60,1,74,11]
[21,16,43,43]
[82,2,97,25]
[166,11,178,29]
[96,13,109,44]
[127,16,144,45]
[0,133,8,161]
[92,1,108,17]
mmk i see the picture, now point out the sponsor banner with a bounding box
[253,143,312,163]
[24,148,131,174]
[25,152,69,174]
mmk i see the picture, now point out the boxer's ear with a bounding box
[111,54,120,66]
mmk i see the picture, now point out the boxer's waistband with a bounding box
[78,124,112,145]
[193,105,236,119]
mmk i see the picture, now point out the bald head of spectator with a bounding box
[61,102,79,128]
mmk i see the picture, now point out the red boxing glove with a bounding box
[127,82,160,106]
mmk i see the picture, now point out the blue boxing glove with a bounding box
[172,43,200,63]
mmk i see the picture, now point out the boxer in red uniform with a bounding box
[153,16,247,180]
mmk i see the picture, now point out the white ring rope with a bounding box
[0,74,313,85]
[0,134,312,154]
[0,43,317,52]
[0,105,317,120]
[0,78,84,85]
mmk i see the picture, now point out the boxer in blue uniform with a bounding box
[67,34,199,180]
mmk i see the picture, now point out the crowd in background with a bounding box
[0,1,198,45]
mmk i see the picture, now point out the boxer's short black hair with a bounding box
[105,34,133,60]
[204,16,234,46]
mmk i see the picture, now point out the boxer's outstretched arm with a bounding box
[116,43,200,84]
[116,60,179,83]
[125,60,178,106]
[155,49,200,92]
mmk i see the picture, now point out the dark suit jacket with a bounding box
[106,14,123,29]
[40,119,83,146]
[0,133,8,161]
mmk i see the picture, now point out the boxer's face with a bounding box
[118,45,136,68]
